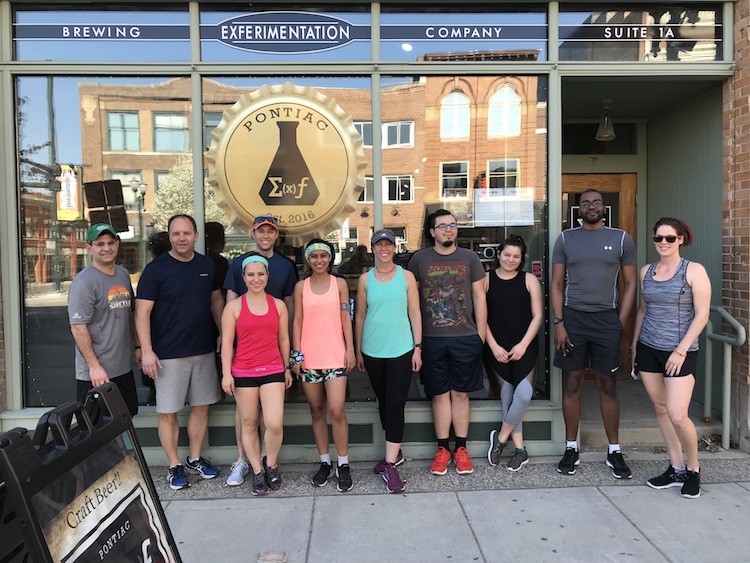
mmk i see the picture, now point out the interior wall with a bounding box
[646,87,724,407]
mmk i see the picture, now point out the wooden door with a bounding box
[561,174,637,378]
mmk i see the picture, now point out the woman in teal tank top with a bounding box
[354,229,423,493]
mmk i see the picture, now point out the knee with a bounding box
[450,390,469,404]
[329,405,347,424]
[667,409,690,429]
[597,378,618,399]
[563,374,584,396]
[264,418,283,435]
[309,404,327,421]
[652,400,668,417]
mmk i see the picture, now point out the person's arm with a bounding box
[276,298,293,389]
[226,289,240,302]
[70,324,110,386]
[619,264,638,326]
[551,262,571,354]
[220,299,240,396]
[337,277,356,372]
[404,270,423,372]
[132,312,142,368]
[669,262,712,374]
[354,273,368,372]
[472,277,487,343]
[291,282,304,375]
[631,265,649,371]
[508,273,544,362]
[135,298,162,379]
[210,288,225,352]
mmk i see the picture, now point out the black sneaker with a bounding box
[681,470,701,499]
[487,429,505,467]
[262,455,282,491]
[557,447,580,475]
[250,471,268,496]
[606,450,633,479]
[506,448,529,472]
[336,464,353,492]
[312,462,333,487]
[647,465,687,489]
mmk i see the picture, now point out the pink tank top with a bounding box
[300,276,346,369]
[232,293,284,377]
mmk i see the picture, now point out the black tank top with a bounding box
[487,270,533,349]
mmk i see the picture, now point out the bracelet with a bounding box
[673,348,687,357]
[134,346,142,350]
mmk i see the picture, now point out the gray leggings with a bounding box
[500,375,534,434]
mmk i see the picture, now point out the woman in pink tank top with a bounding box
[292,238,356,492]
[220,252,291,496]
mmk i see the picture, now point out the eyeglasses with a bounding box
[91,240,118,248]
[434,222,458,231]
[652,235,678,243]
[579,200,604,209]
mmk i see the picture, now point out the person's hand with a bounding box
[221,374,234,396]
[345,348,356,373]
[284,369,293,389]
[665,351,686,376]
[411,347,422,372]
[89,364,110,388]
[508,342,528,362]
[293,361,305,377]
[490,342,509,363]
[140,350,163,379]
[554,325,573,356]
[356,352,366,372]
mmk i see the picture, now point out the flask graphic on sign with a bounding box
[260,121,320,206]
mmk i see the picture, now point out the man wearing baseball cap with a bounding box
[68,223,140,416]
[223,213,299,486]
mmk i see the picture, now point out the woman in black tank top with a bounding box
[484,235,544,471]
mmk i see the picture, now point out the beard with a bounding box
[582,211,605,225]
[440,239,455,248]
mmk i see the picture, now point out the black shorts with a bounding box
[77,370,138,417]
[484,339,538,387]
[553,308,623,375]
[635,341,698,378]
[421,334,484,396]
[234,372,286,388]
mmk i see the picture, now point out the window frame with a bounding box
[152,111,190,153]
[105,110,140,152]
[488,84,522,137]
[440,161,470,200]
[384,174,413,203]
[440,92,470,140]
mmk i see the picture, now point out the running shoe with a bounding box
[226,459,249,487]
[312,462,333,487]
[382,463,405,493]
[647,465,687,489]
[336,464,354,492]
[606,450,633,479]
[263,456,282,491]
[506,448,529,472]
[487,430,505,467]
[167,464,189,490]
[185,456,219,479]
[557,447,580,475]
[681,470,701,499]
[374,450,405,474]
[454,446,474,475]
[429,446,452,476]
[250,471,268,496]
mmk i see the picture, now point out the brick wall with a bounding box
[724,0,750,449]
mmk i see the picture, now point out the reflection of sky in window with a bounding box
[206,76,372,90]
[14,11,190,62]
[380,12,547,62]
[199,11,371,62]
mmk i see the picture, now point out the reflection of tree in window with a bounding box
[488,85,521,136]
[441,92,470,139]
[107,111,140,151]
[441,162,469,199]
[153,113,189,152]
[386,175,412,202]
[488,159,519,188]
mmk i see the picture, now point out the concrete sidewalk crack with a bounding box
[456,491,488,563]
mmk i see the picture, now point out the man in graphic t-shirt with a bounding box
[551,188,637,479]
[408,209,487,477]
[68,223,140,416]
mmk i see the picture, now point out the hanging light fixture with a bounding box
[595,99,616,142]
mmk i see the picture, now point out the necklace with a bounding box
[375,265,396,276]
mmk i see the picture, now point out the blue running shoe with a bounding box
[167,464,189,490]
[186,456,219,479]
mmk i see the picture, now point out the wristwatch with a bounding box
[414,343,423,349]
[552,318,564,325]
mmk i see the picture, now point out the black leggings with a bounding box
[363,350,413,443]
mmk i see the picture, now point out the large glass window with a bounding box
[106,112,140,151]
[153,113,189,152]
[441,92,470,140]
[488,85,522,137]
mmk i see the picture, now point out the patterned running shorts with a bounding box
[297,367,346,384]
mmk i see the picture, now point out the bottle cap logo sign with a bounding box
[207,82,366,245]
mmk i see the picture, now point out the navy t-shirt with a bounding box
[137,252,220,359]
[223,251,298,299]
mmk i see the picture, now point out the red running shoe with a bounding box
[454,446,474,475]
[429,446,452,475]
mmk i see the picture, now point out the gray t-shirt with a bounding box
[68,265,134,381]
[552,226,637,312]
[408,246,485,338]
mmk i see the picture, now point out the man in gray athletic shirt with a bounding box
[68,223,140,416]
[551,189,637,479]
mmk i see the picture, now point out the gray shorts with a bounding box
[154,352,222,413]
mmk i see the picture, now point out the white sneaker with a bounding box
[226,459,249,486]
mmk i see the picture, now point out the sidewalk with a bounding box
[157,449,750,563]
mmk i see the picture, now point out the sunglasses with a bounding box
[253,215,278,227]
[652,235,678,243]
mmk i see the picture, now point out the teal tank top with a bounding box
[362,266,414,358]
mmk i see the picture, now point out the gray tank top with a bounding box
[639,259,698,351]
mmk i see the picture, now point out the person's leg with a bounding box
[158,413,181,467]
[498,379,516,443]
[641,371,684,466]
[302,381,330,455]
[187,405,210,460]
[562,370,585,441]
[593,371,620,444]
[432,392,452,439]
[383,352,413,463]
[234,408,246,461]
[450,390,471,437]
[324,375,349,457]
[665,376,699,470]
[259,382,286,467]
[501,373,534,448]
[235,387,262,472]
[364,355,389,433]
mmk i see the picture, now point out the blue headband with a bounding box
[305,243,331,260]
[241,255,269,271]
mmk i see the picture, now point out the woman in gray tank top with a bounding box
[632,218,711,499]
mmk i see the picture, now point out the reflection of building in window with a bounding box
[203,112,223,150]
[384,121,413,147]
[153,113,189,152]
[354,121,373,147]
[441,161,469,199]
[154,170,170,193]
[487,159,519,188]
[358,176,374,203]
[106,111,139,151]
[488,84,521,136]
[385,175,412,202]
[109,170,142,209]
[441,92,470,139]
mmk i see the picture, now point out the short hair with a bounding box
[653,217,694,247]
[167,214,197,233]
[430,209,455,229]
[494,234,528,271]
[580,189,603,200]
